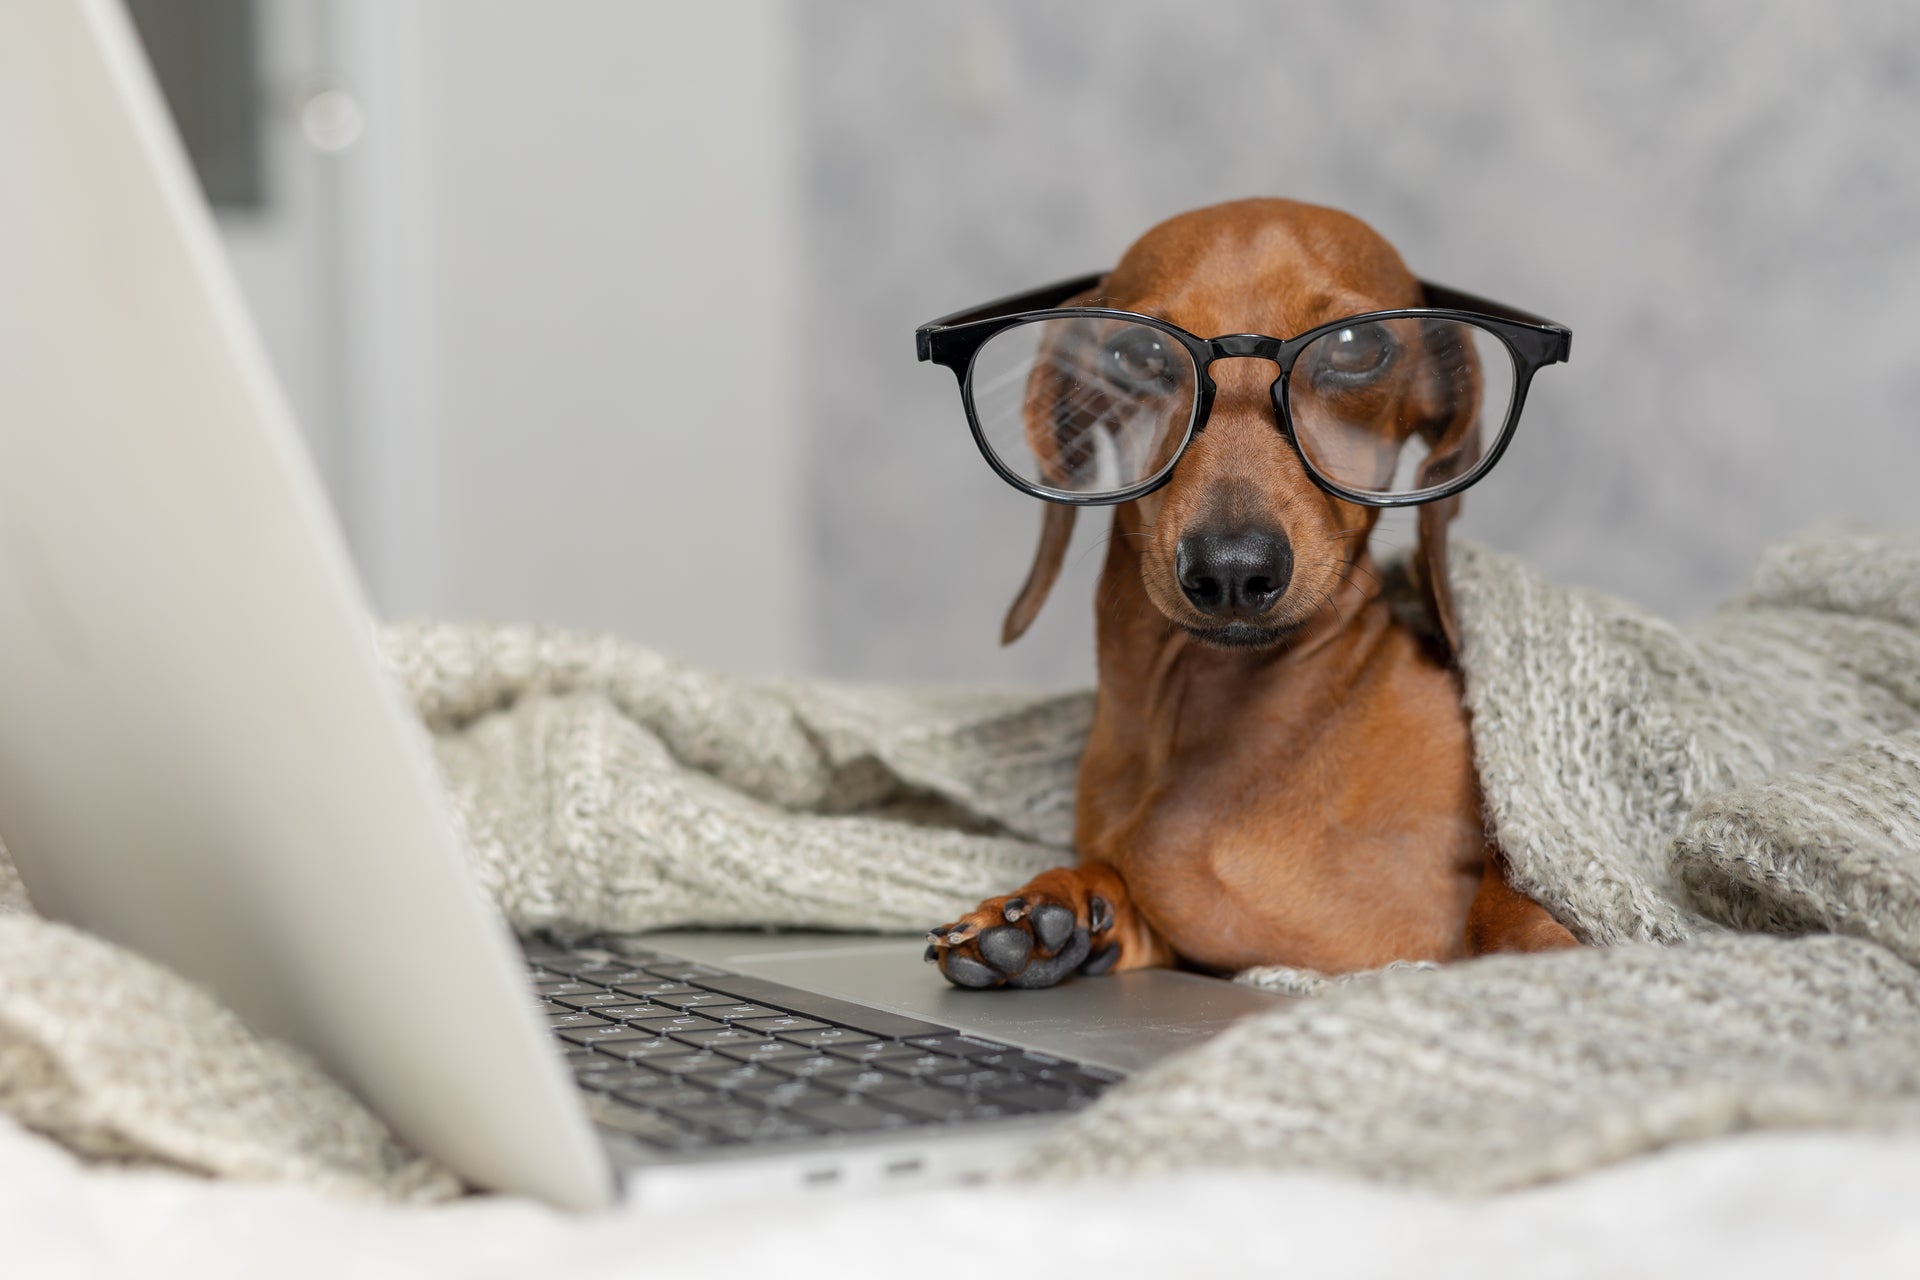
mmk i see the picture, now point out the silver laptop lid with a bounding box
[0,0,610,1210]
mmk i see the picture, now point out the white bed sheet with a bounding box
[6,1117,1918,1279]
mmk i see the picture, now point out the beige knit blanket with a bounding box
[3,526,1918,1200]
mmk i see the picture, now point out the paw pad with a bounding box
[1030,902,1075,952]
[977,925,1033,972]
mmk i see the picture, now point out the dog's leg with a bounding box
[925,862,1172,990]
[1463,852,1580,955]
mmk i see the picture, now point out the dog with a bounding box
[924,197,1578,989]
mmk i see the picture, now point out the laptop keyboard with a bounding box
[525,937,1123,1154]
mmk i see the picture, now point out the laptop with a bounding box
[0,0,1281,1211]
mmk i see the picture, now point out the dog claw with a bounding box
[941,952,1002,990]
[1031,903,1075,953]
[923,944,938,963]
[1089,895,1114,934]
[977,925,1033,974]
[1003,897,1028,923]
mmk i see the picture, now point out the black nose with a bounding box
[1176,529,1293,618]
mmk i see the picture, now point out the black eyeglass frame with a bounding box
[916,272,1573,509]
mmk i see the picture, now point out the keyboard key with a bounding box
[907,1034,1012,1060]
[552,991,646,1011]
[824,1041,937,1065]
[599,941,666,963]
[661,1103,819,1145]
[735,1015,829,1035]
[573,1067,663,1093]
[557,1022,657,1047]
[643,962,730,982]
[878,1053,964,1078]
[729,1078,839,1108]
[687,975,953,1040]
[612,1084,712,1111]
[623,1012,725,1036]
[789,1100,909,1135]
[543,958,624,980]
[579,1004,657,1023]
[571,967,656,987]
[584,1097,708,1150]
[649,991,755,1012]
[669,1026,769,1050]
[825,1066,916,1094]
[962,1068,1052,1094]
[805,1056,889,1080]
[707,1115,818,1145]
[712,1040,824,1066]
[611,981,705,1000]
[699,1065,780,1093]
[985,1083,1082,1114]
[760,1053,850,1080]
[593,1038,696,1062]
[1024,1064,1123,1094]
[928,1067,1019,1092]
[665,1109,816,1146]
[649,1051,739,1077]
[535,961,590,979]
[533,980,600,998]
[690,1003,782,1023]
[655,1097,767,1128]
[547,1012,615,1031]
[774,1028,879,1050]
[871,1085,977,1123]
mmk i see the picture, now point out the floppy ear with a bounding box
[997,277,1107,646]
[1408,305,1486,662]
[1002,502,1077,644]
[1414,491,1461,659]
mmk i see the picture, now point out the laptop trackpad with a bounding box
[638,931,1290,1074]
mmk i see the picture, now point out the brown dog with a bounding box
[925,197,1577,988]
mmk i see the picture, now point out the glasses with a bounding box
[916,273,1571,508]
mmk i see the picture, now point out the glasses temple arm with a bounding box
[915,271,1108,350]
[1418,279,1572,361]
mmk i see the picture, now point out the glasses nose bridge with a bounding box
[1204,332,1284,365]
[1195,333,1288,437]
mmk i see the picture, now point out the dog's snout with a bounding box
[1176,529,1293,618]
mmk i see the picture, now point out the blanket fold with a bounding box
[3,525,1918,1198]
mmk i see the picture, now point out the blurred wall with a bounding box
[210,0,804,673]
[198,1,1920,687]
[803,0,1920,685]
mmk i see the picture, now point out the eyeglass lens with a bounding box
[1286,318,1514,499]
[967,317,1198,498]
[967,315,1516,501]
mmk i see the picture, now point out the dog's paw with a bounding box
[924,888,1122,991]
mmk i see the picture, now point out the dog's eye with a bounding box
[1314,326,1396,382]
[1103,328,1174,387]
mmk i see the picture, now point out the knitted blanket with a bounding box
[2,526,1918,1200]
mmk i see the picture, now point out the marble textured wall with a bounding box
[802,1,1920,685]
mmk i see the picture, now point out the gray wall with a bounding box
[803,1,1920,686]
[209,1,808,673]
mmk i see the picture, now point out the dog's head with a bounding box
[1003,197,1477,654]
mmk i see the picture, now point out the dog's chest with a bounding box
[1075,671,1484,971]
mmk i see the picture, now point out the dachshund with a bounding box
[923,197,1578,989]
